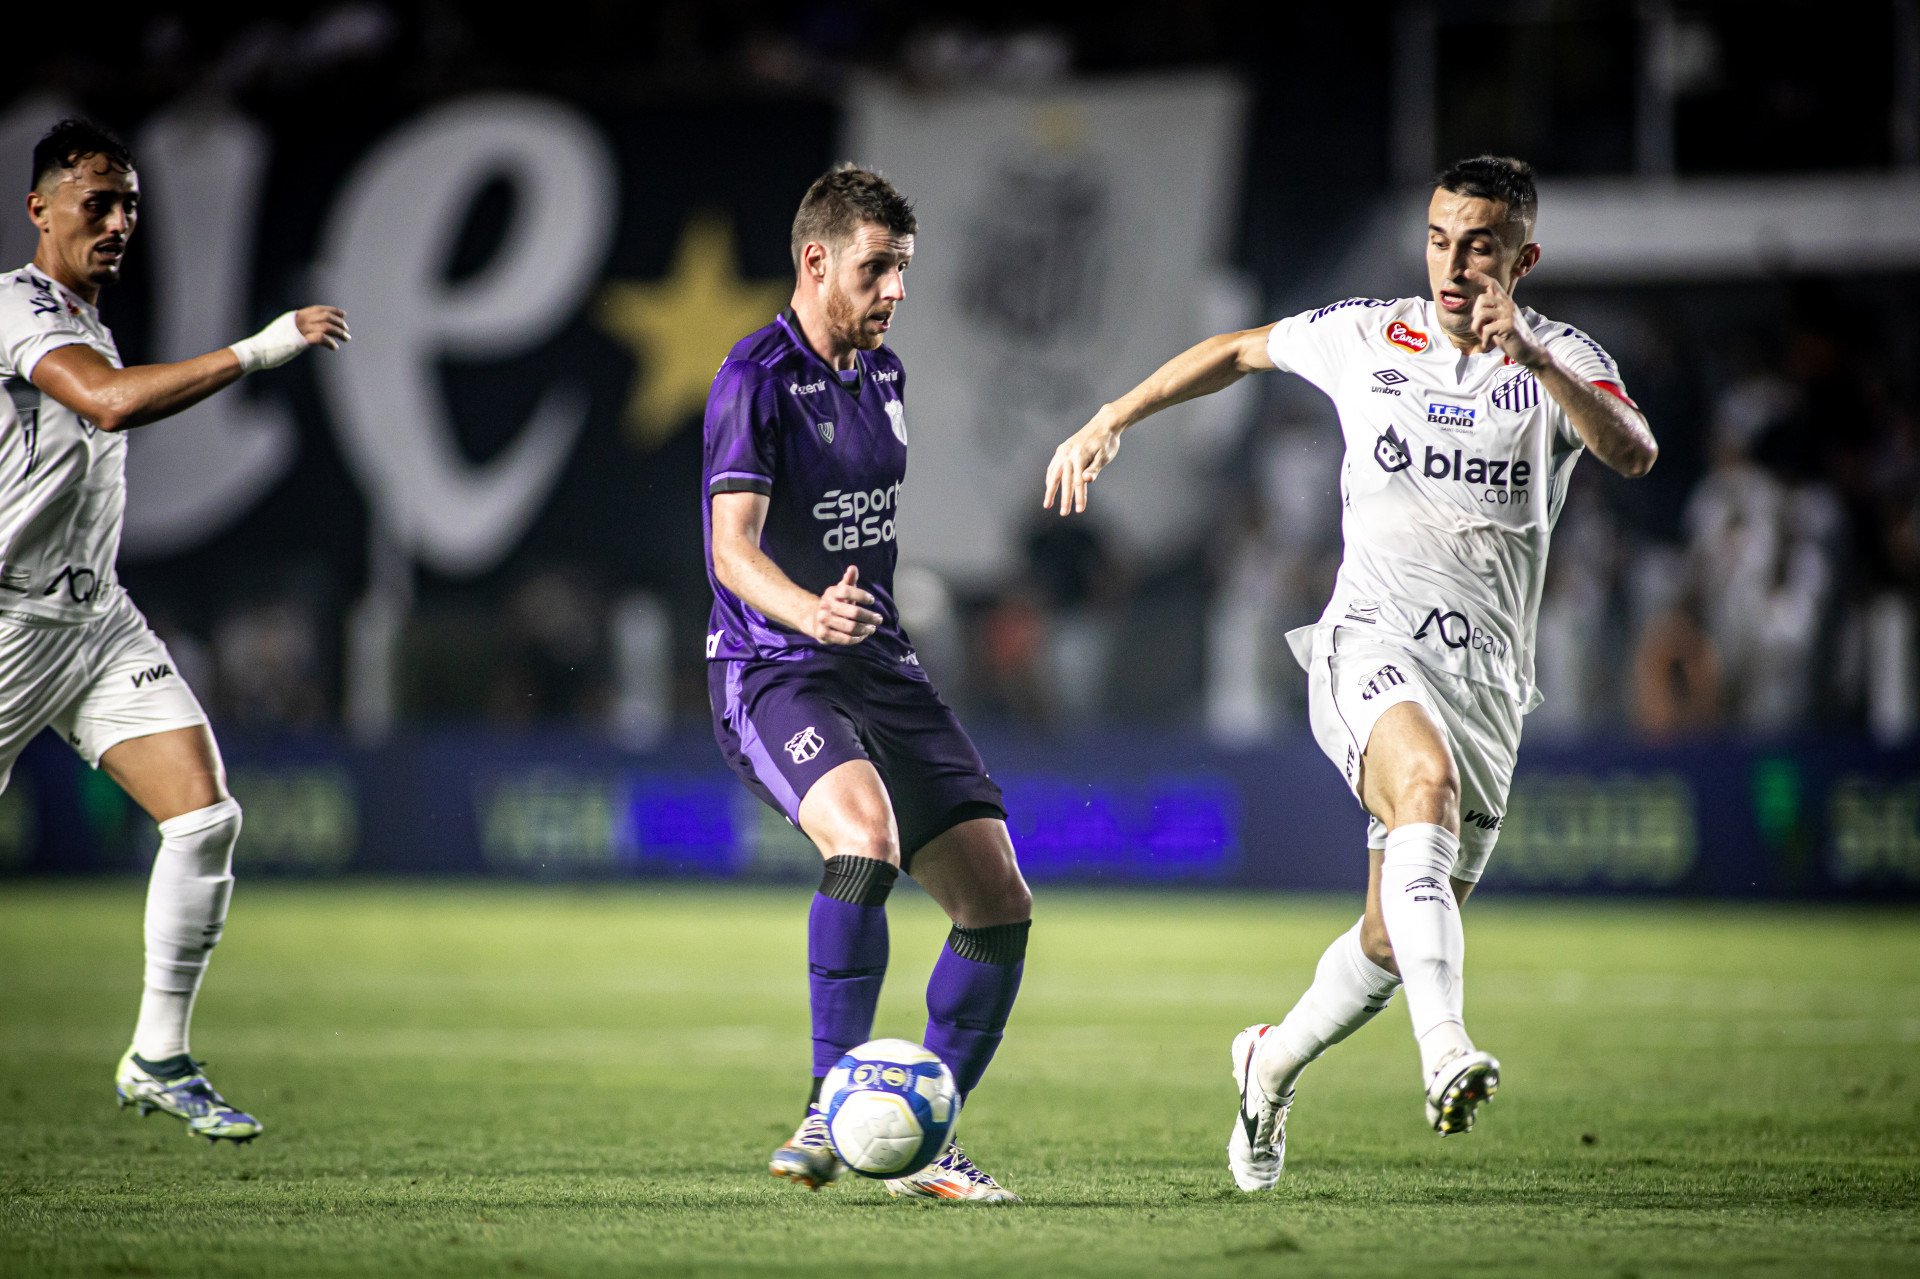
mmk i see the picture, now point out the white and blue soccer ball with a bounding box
[821,1038,958,1178]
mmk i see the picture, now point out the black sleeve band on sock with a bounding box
[946,919,1030,966]
[808,1076,825,1108]
[818,854,899,907]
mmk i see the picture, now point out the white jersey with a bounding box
[0,263,127,625]
[1270,296,1630,711]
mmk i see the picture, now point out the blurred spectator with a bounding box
[1632,597,1723,738]
[488,568,612,726]
[971,589,1050,725]
[1534,483,1626,734]
[1205,416,1340,742]
[213,600,330,729]
[1024,515,1121,728]
[1683,357,1845,732]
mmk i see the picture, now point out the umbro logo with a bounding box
[1372,369,1408,385]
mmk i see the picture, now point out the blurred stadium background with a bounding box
[3,0,1917,900]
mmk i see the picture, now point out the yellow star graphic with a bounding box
[598,213,791,452]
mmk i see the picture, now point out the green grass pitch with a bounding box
[1,883,1916,1277]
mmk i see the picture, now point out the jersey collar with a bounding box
[777,307,864,398]
[22,262,99,323]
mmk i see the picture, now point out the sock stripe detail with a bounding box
[945,920,1030,966]
[807,962,887,979]
[817,855,898,906]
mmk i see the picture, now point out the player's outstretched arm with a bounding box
[710,492,882,645]
[1463,269,1656,478]
[31,305,349,433]
[1043,324,1277,515]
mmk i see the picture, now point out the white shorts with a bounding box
[1302,626,1522,882]
[0,592,208,793]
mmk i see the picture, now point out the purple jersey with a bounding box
[703,309,915,667]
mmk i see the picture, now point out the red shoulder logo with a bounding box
[1385,320,1430,354]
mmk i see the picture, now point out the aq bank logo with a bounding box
[1374,425,1412,473]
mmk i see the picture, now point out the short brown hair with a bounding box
[790,164,916,271]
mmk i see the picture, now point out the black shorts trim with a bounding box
[902,798,1009,870]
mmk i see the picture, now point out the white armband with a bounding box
[228,311,307,374]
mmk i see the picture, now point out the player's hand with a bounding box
[295,306,351,351]
[1043,414,1125,516]
[1462,270,1546,368]
[811,565,882,645]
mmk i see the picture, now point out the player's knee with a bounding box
[156,797,243,877]
[816,830,900,868]
[996,876,1033,925]
[1393,761,1459,827]
[940,864,1030,929]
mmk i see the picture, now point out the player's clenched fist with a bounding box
[1462,269,1546,368]
[1043,415,1125,516]
[811,565,883,645]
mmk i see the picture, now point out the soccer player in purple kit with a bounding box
[703,165,1030,1202]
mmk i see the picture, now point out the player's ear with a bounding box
[25,188,48,232]
[802,239,829,283]
[1511,241,1541,283]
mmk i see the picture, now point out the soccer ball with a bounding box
[821,1039,958,1179]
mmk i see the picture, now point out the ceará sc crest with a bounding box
[786,726,825,764]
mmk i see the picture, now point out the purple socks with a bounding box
[808,856,897,1078]
[806,856,1031,1104]
[924,920,1029,1097]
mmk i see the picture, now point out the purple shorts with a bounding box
[708,655,1005,861]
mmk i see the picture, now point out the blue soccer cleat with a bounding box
[115,1048,263,1144]
[769,1106,845,1190]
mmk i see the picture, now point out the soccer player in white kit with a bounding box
[2,119,349,1142]
[1044,156,1657,1187]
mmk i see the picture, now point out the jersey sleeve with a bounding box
[1542,321,1636,449]
[703,358,779,497]
[1264,298,1386,395]
[0,272,92,381]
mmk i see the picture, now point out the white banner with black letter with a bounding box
[843,73,1251,584]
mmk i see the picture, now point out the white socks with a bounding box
[1379,822,1473,1078]
[1255,919,1402,1099]
[132,799,242,1061]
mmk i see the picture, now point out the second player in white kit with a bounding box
[1270,289,1632,882]
[2,119,349,1142]
[1044,156,1658,1188]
